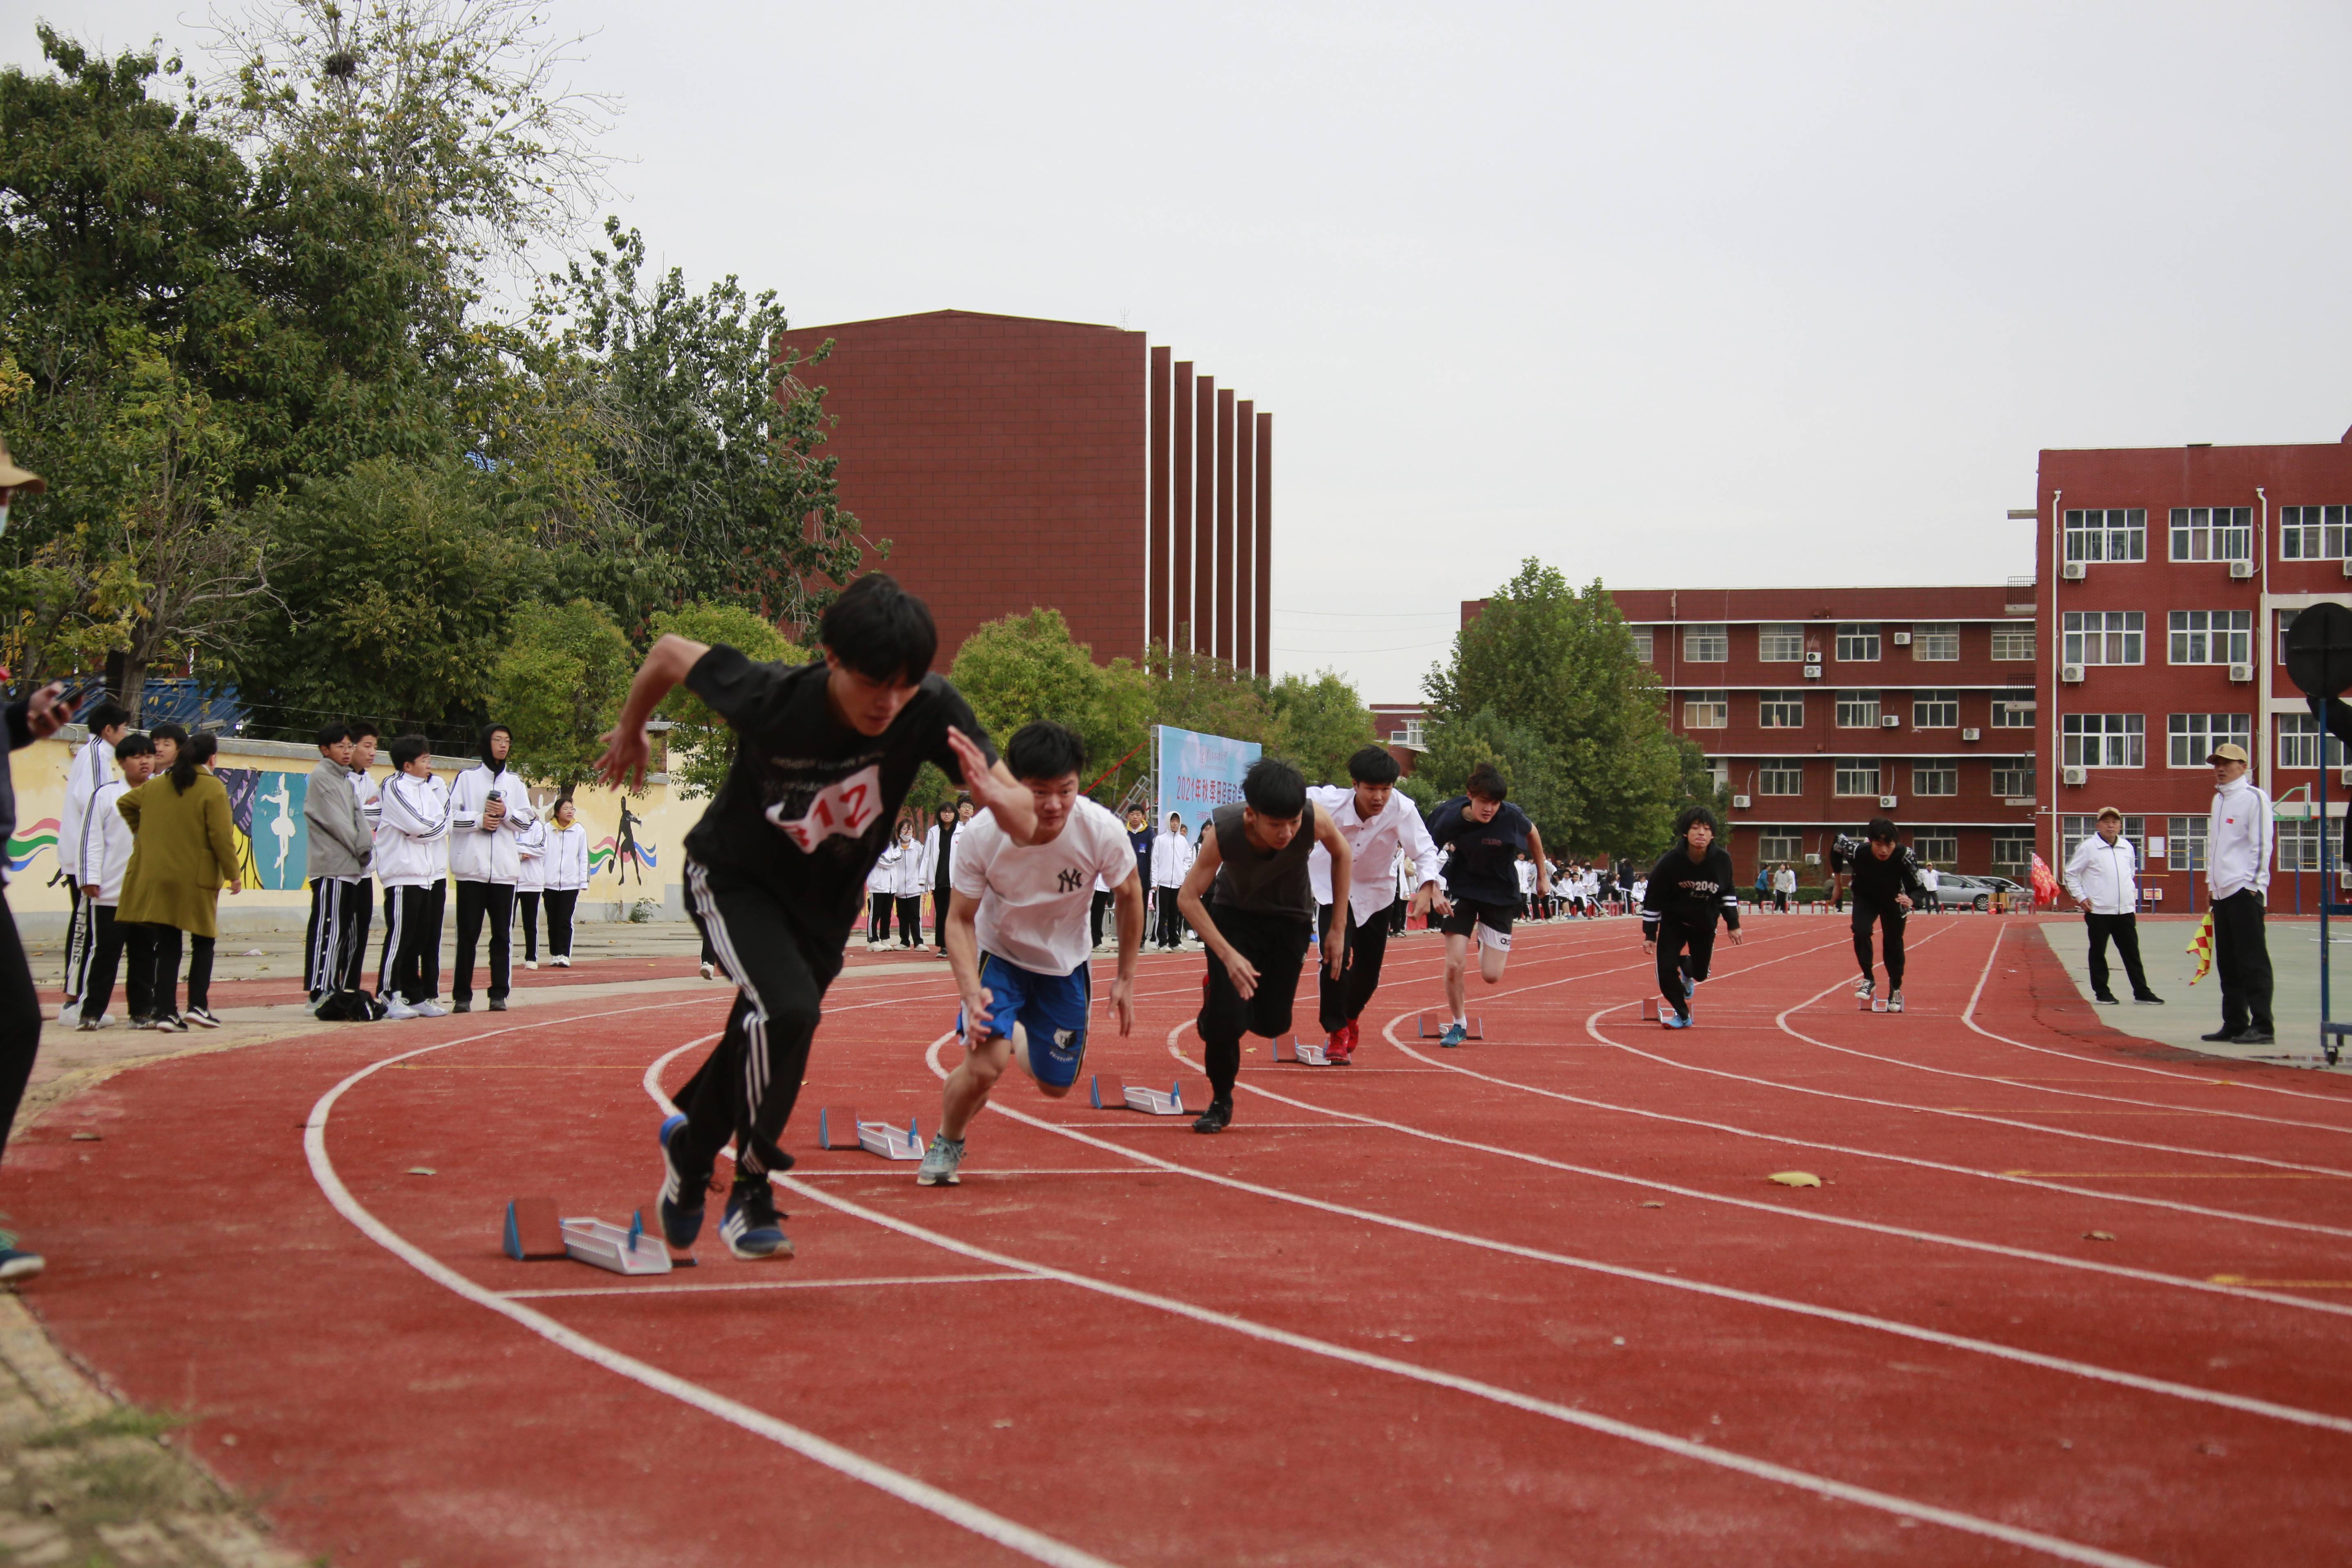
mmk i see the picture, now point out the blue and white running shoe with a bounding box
[1439,1022,1469,1049]
[1661,1013,1693,1031]
[720,1180,793,1261]
[0,1233,44,1283]
[656,1114,705,1250]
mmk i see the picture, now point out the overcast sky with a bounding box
[15,3,2352,701]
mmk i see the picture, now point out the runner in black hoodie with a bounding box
[1640,806,1742,1029]
[1848,816,1927,1012]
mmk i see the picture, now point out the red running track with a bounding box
[6,916,2351,1564]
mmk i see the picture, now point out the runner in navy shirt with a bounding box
[1423,762,1550,1047]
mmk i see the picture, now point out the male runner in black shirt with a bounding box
[1639,806,1742,1029]
[1424,763,1550,1047]
[1848,817,1927,1013]
[595,574,1033,1260]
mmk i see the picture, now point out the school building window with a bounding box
[1911,833,1957,866]
[1911,760,1958,796]
[1835,691,1880,728]
[1912,690,1959,728]
[1991,829,2034,869]
[1758,691,1806,727]
[1991,697,2036,728]
[2167,609,2251,666]
[2169,506,2252,563]
[2062,814,2149,866]
[1759,832,1803,863]
[1757,760,1804,795]
[1991,624,2037,661]
[2062,610,2143,665]
[2278,713,2349,771]
[2167,815,2206,871]
[1757,623,1805,662]
[1682,691,1728,728]
[2063,508,2146,563]
[1630,627,1654,663]
[1835,623,1880,661]
[2278,505,2352,561]
[2166,713,2250,768]
[1682,624,1728,662]
[1911,622,1959,661]
[1991,758,2035,797]
[2276,818,2325,873]
[1833,759,1881,796]
[2063,713,2144,769]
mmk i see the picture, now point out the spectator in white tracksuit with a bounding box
[513,808,549,969]
[2063,807,2160,1007]
[541,798,590,967]
[57,700,130,1018]
[374,737,452,1017]
[868,840,904,945]
[890,818,927,947]
[2202,742,2273,1044]
[1150,814,1194,949]
[446,724,536,1011]
[69,733,156,1028]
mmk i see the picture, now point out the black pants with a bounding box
[868,892,893,944]
[303,879,325,996]
[61,874,91,1000]
[452,879,514,1002]
[895,895,924,946]
[148,927,213,1018]
[2083,911,2154,1001]
[691,907,719,966]
[545,889,579,959]
[307,878,372,1001]
[1090,889,1116,949]
[77,905,153,1024]
[672,860,837,1187]
[933,887,953,949]
[1198,904,1313,1100]
[1389,898,1409,936]
[379,882,445,1004]
[517,890,542,962]
[2211,889,2274,1035]
[1154,889,1188,949]
[1773,891,1789,912]
[1653,913,1717,1020]
[1317,900,1395,1032]
[1851,897,1906,988]
[0,891,43,1161]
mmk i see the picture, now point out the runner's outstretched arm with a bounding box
[942,889,993,1054]
[595,635,708,790]
[1313,804,1352,980]
[946,729,1037,845]
[1111,868,1145,1035]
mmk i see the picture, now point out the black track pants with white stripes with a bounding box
[670,860,834,1189]
[308,877,372,1000]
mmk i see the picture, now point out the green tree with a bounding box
[1143,642,1277,747]
[1397,707,1572,836]
[948,608,1154,807]
[225,456,551,741]
[490,598,635,794]
[1423,558,1684,857]
[1266,669,1376,787]
[648,601,807,800]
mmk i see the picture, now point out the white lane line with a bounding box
[796,1168,1160,1179]
[310,1007,1122,1568]
[771,1168,2162,1568]
[1963,923,2352,1105]
[502,1272,1047,1300]
[837,1033,2352,1439]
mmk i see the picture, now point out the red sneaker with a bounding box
[1342,1018,1362,1064]
[1326,1028,1352,1064]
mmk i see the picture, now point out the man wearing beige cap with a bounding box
[0,436,70,1281]
[2202,741,2274,1046]
[2064,806,2163,1005]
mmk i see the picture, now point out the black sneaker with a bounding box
[184,1006,221,1029]
[719,1179,792,1260]
[655,1114,706,1250]
[2201,1028,2241,1043]
[2092,995,2121,1006]
[2132,994,2166,1006]
[2233,1029,2276,1045]
[488,998,508,1012]
[1192,1097,1232,1135]
[451,1000,472,1014]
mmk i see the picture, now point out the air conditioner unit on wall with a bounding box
[1731,794,1751,808]
[2061,561,2087,580]
[2061,664,2085,683]
[2063,765,2087,786]
[1805,650,1823,664]
[1878,795,1898,809]
[2230,560,2255,579]
[1961,727,1981,741]
[1804,853,1821,866]
[1802,666,1823,680]
[1880,714,1900,728]
[2341,557,2352,578]
[1892,631,1912,646]
[2228,662,2253,683]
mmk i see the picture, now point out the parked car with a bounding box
[1934,873,1998,912]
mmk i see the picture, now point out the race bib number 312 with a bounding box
[768,765,883,851]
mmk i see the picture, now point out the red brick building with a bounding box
[773,310,1272,671]
[2037,436,2352,913]
[1458,587,2042,880]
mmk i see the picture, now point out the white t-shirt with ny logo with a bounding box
[950,797,1138,977]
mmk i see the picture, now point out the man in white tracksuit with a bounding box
[448,723,536,1012]
[375,737,452,1018]
[2201,741,2273,1046]
[1150,813,1194,950]
[56,700,130,1020]
[2062,806,2163,1007]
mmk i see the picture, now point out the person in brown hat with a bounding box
[0,437,68,1281]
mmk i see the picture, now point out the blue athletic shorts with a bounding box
[956,953,1091,1088]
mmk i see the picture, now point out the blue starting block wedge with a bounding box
[503,1196,565,1261]
[1271,1035,1330,1066]
[1090,1074,1185,1115]
[1416,1014,1484,1041]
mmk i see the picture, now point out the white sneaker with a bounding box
[381,998,419,1020]
[524,960,538,971]
[412,1000,449,1018]
[552,955,570,968]
[57,1001,78,1024]
[699,961,715,980]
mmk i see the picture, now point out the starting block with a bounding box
[1271,1035,1330,1066]
[560,1210,674,1276]
[1089,1074,1186,1115]
[816,1105,924,1159]
[1863,995,1888,1013]
[1416,1014,1484,1041]
[502,1196,566,1261]
[1639,997,1660,1022]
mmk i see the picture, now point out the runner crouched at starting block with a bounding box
[921,722,1145,1187]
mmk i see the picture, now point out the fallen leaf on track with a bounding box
[2083,1230,2116,1241]
[1767,1172,1821,1188]
[407,1167,437,1176]
[1639,1201,1663,1209]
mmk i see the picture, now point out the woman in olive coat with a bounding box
[117,733,241,1031]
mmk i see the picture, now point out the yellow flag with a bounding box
[2186,911,2214,985]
